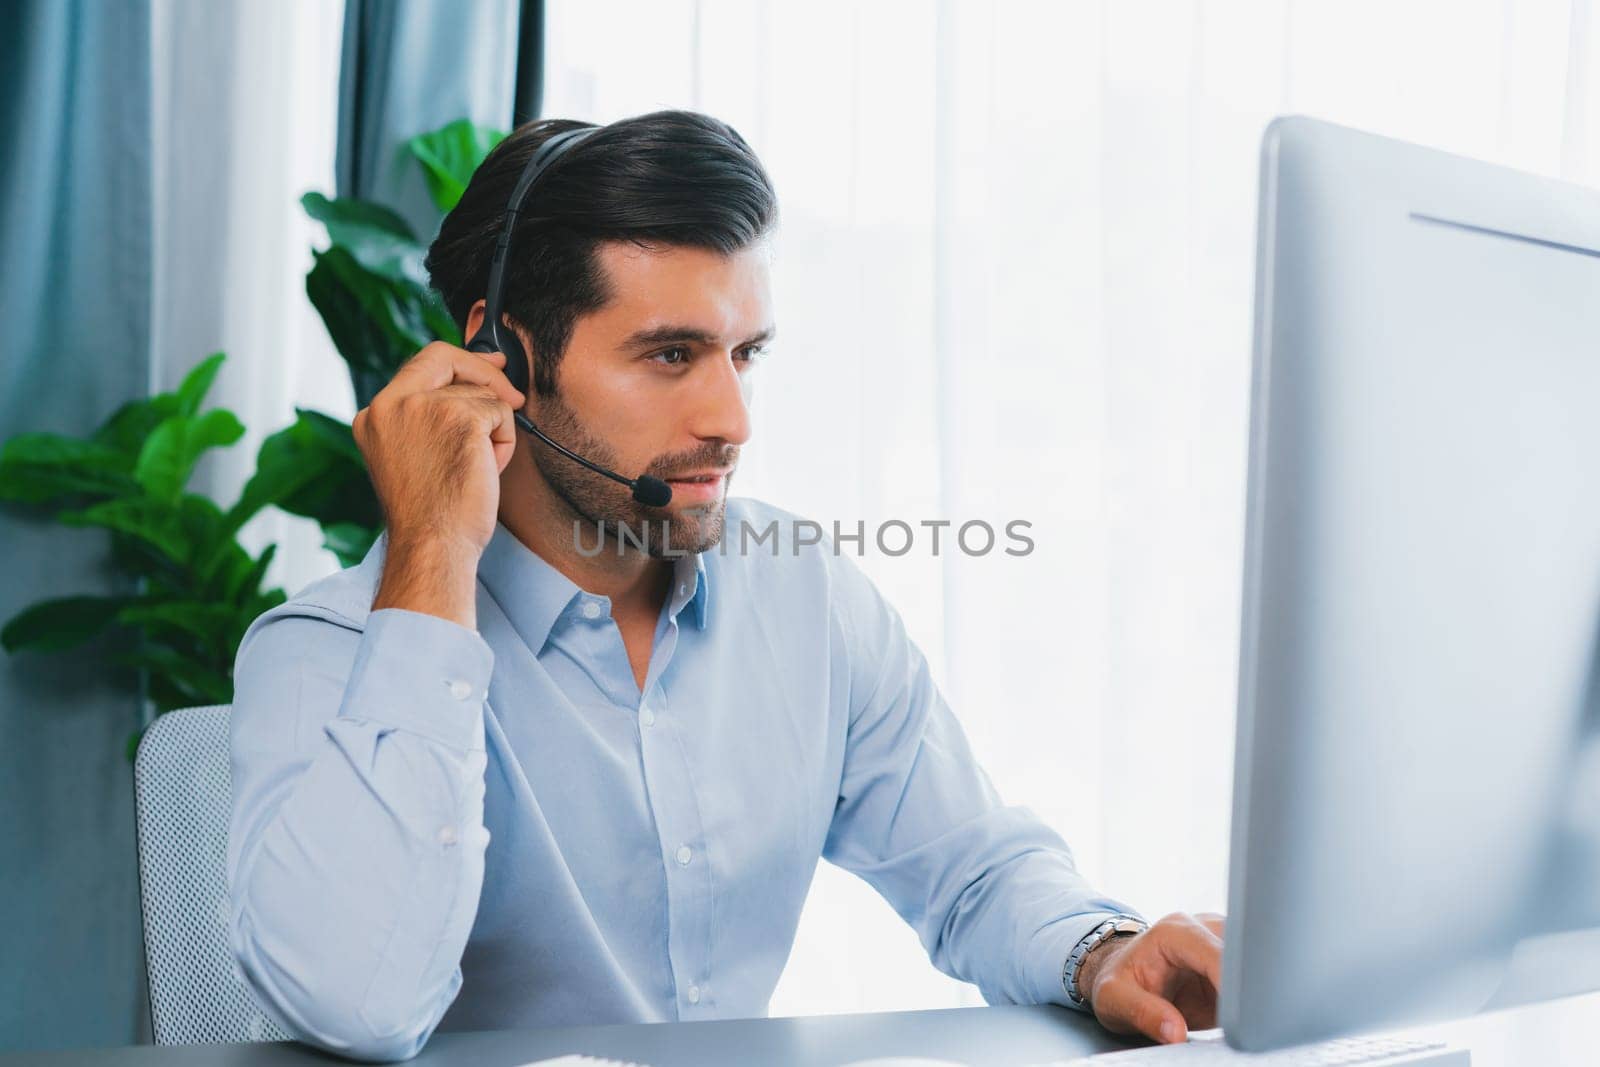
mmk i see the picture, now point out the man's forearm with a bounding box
[373,535,481,630]
[228,604,495,1060]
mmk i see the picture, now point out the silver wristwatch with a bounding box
[1062,915,1148,1011]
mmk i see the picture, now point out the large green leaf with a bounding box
[229,409,380,535]
[1,594,132,652]
[134,409,245,501]
[407,120,505,213]
[301,191,414,240]
[106,529,188,587]
[92,395,180,457]
[306,246,436,405]
[225,543,278,603]
[116,600,242,646]
[301,192,426,283]
[59,496,194,562]
[175,495,233,580]
[0,433,137,504]
[380,275,463,365]
[296,408,365,462]
[174,352,227,416]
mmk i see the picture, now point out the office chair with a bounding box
[132,704,291,1045]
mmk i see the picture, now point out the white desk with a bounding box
[5,993,1597,1065]
[1390,989,1600,1064]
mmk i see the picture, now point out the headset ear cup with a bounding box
[468,315,532,395]
[464,322,500,357]
[500,332,532,397]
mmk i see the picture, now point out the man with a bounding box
[228,110,1224,1062]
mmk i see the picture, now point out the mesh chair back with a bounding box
[132,705,291,1045]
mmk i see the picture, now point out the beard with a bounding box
[527,391,738,558]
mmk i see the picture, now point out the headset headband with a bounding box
[475,124,602,377]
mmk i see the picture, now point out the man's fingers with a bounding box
[435,384,519,426]
[486,389,517,440]
[392,343,524,408]
[488,401,517,442]
[1195,912,1225,939]
[1095,977,1188,1045]
[486,393,519,472]
[1158,920,1224,993]
[448,352,524,408]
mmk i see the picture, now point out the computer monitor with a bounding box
[1220,116,1600,1052]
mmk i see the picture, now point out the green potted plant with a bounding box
[0,118,505,755]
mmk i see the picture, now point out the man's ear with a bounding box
[463,300,532,352]
[461,301,538,394]
[464,299,487,341]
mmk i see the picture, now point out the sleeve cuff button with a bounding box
[446,678,473,700]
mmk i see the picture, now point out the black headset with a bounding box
[465,124,673,508]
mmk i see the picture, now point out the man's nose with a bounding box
[688,352,752,446]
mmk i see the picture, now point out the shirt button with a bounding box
[438,825,458,847]
[446,678,472,700]
[679,583,687,596]
[687,985,702,1004]
[676,845,692,866]
[580,600,602,619]
[640,706,656,727]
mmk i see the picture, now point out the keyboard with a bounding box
[1044,1030,1469,1065]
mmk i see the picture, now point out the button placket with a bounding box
[633,608,708,1021]
[642,692,711,1020]
[638,680,667,731]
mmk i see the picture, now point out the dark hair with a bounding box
[425,109,778,396]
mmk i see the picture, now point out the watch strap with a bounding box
[1061,914,1148,1011]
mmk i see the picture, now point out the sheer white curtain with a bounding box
[544,0,1600,1017]
[150,0,351,599]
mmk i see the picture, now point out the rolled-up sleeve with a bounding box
[821,553,1140,1008]
[227,604,494,1062]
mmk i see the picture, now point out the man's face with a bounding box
[525,239,772,556]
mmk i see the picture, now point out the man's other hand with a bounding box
[1079,911,1226,1045]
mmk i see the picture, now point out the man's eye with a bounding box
[652,346,690,366]
[738,345,767,364]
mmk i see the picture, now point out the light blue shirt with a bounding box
[227,497,1137,1061]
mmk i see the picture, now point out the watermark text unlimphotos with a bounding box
[573,518,1035,558]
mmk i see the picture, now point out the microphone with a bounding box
[507,407,674,508]
[465,327,673,506]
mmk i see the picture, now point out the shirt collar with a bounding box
[477,522,585,653]
[477,522,710,652]
[669,545,711,632]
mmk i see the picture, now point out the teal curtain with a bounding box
[336,0,534,237]
[0,0,153,1053]
[0,0,541,1049]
